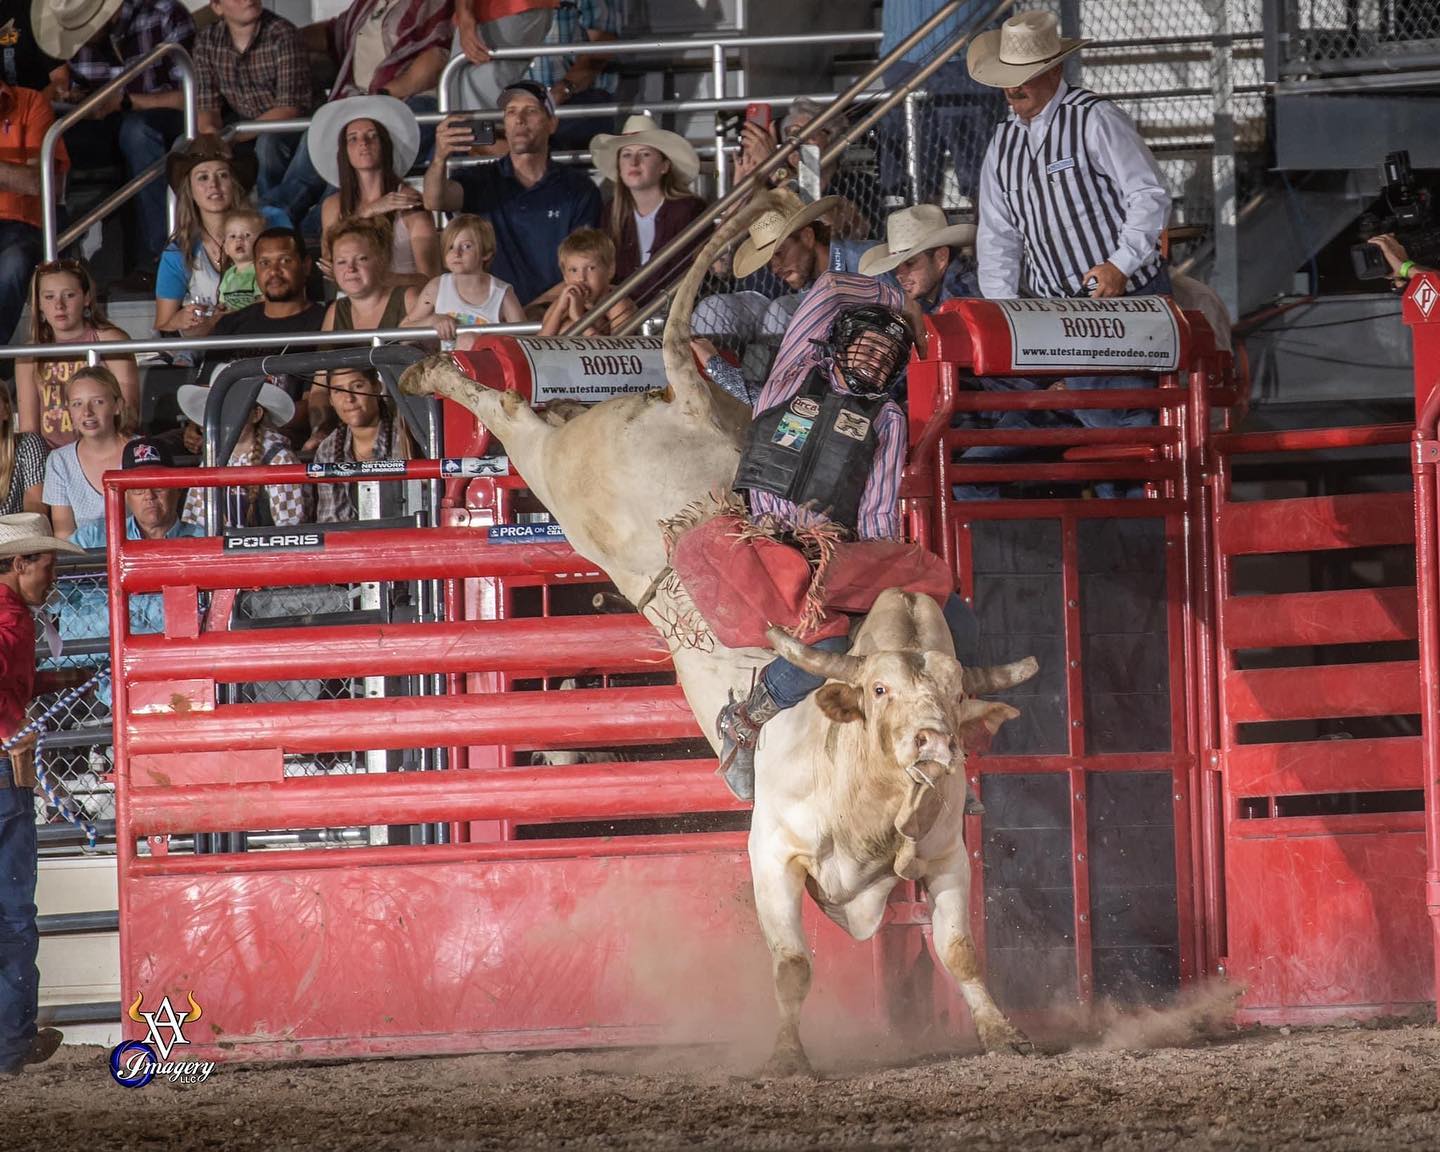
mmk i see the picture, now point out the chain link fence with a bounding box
[1274,0,1440,75]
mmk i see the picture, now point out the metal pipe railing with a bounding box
[570,0,1014,337]
[42,42,197,260]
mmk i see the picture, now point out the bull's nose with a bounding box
[913,728,953,764]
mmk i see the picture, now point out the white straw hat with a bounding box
[307,96,422,188]
[0,513,85,558]
[966,11,1090,89]
[858,205,977,277]
[178,382,296,431]
[32,0,124,61]
[732,194,841,279]
[590,114,700,184]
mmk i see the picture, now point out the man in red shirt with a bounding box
[0,513,82,1077]
[0,81,66,345]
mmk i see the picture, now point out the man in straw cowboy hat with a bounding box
[968,10,1171,303]
[859,203,979,315]
[53,0,196,284]
[0,512,84,1076]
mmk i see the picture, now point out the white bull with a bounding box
[401,192,1035,1071]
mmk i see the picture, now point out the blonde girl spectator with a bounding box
[589,115,709,304]
[313,369,416,522]
[538,228,637,337]
[16,258,140,449]
[41,366,135,538]
[0,388,47,516]
[403,214,523,346]
[155,136,281,337]
[310,96,439,285]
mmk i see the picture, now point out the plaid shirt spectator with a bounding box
[194,10,311,120]
[181,426,311,529]
[330,0,453,98]
[313,418,404,522]
[67,0,195,95]
[525,0,621,93]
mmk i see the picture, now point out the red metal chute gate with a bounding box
[109,301,1439,1061]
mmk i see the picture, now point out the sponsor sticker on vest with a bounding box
[519,337,669,403]
[1045,157,1077,175]
[996,297,1180,372]
[222,529,325,552]
[832,409,871,441]
[790,396,821,419]
[773,412,814,450]
[486,523,567,544]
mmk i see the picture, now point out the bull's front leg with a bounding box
[926,860,1033,1055]
[749,847,814,1076]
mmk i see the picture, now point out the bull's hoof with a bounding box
[398,355,452,396]
[759,1046,814,1079]
[977,1018,1034,1056]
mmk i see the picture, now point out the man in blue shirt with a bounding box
[422,79,602,306]
[858,204,979,314]
[66,438,201,642]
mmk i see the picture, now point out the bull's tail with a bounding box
[661,191,786,420]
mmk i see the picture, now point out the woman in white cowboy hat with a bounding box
[858,204,978,313]
[311,95,439,285]
[589,114,708,302]
[177,379,311,529]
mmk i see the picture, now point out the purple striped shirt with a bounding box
[746,272,907,541]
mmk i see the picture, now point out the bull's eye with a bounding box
[873,683,887,698]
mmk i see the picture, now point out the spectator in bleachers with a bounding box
[313,369,415,522]
[321,216,419,333]
[310,95,438,284]
[197,226,328,450]
[69,436,199,548]
[876,0,1004,207]
[155,135,276,338]
[0,388,46,516]
[11,1,69,92]
[178,379,310,529]
[538,228,634,336]
[59,0,195,287]
[16,258,139,448]
[265,0,452,232]
[590,114,708,306]
[217,207,265,312]
[0,77,63,348]
[423,80,601,306]
[402,214,523,346]
[41,366,134,537]
[451,0,554,112]
[194,0,312,201]
[858,204,977,314]
[523,0,619,152]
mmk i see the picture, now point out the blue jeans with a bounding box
[0,220,41,345]
[550,87,617,153]
[761,592,980,709]
[66,109,184,264]
[262,95,440,236]
[0,766,39,1073]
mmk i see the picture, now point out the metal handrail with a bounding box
[42,42,197,260]
[578,0,1015,337]
[0,322,540,363]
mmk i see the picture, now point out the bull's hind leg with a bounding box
[750,849,814,1076]
[927,864,1033,1055]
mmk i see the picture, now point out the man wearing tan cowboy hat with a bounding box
[969,10,1171,303]
[54,0,196,285]
[0,512,84,1076]
[859,203,979,315]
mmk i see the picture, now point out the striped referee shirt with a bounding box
[746,273,908,542]
[977,81,1170,299]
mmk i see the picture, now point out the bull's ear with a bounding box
[957,697,1020,737]
[816,683,863,723]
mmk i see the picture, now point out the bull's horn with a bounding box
[766,627,864,685]
[962,657,1039,696]
[185,992,202,1023]
[127,993,145,1023]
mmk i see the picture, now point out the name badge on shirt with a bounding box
[1046,157,1077,175]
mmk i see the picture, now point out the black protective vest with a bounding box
[734,368,886,533]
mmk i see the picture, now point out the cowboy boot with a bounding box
[715,681,780,802]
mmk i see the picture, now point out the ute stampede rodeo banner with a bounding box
[518,336,669,403]
[997,296,1181,372]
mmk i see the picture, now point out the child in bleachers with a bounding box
[403,214,524,349]
[538,228,637,337]
[217,208,266,312]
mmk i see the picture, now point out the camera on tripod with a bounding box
[1351,150,1440,279]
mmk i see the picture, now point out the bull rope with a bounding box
[1,664,109,852]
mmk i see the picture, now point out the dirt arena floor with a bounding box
[8,1004,1440,1152]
